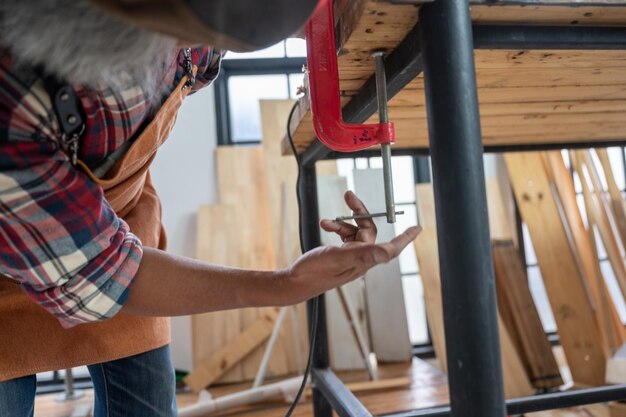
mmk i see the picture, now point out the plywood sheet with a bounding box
[193,145,307,384]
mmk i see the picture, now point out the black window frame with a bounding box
[214,57,307,145]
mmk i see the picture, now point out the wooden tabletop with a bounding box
[286,0,626,155]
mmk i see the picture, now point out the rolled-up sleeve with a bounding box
[0,141,143,328]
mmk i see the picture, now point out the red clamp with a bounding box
[305,0,395,152]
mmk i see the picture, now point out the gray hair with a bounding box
[0,0,177,93]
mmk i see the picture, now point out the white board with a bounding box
[353,168,412,362]
[317,175,370,370]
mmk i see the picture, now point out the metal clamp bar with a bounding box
[373,51,397,224]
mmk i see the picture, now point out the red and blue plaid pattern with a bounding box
[0,47,220,327]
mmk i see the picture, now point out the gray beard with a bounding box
[0,0,177,96]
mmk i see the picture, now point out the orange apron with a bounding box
[0,73,193,381]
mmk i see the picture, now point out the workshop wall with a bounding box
[151,85,219,372]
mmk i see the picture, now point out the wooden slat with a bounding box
[216,146,284,380]
[505,152,607,386]
[340,66,626,92]
[596,148,626,249]
[194,205,245,383]
[193,146,291,384]
[576,150,626,301]
[546,151,626,356]
[470,4,626,25]
[493,240,564,389]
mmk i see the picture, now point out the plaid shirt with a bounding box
[0,47,220,328]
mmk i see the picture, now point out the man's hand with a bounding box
[283,191,421,304]
[124,191,420,318]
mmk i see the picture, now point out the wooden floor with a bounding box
[34,351,611,417]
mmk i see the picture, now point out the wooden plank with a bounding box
[184,309,279,392]
[596,148,626,249]
[546,151,625,356]
[194,205,245,383]
[414,184,533,398]
[340,66,626,92]
[493,240,564,389]
[354,168,412,362]
[260,100,309,375]
[470,4,626,25]
[194,145,301,385]
[216,146,292,381]
[505,152,607,386]
[287,103,626,156]
[576,150,626,302]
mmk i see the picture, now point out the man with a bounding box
[0,1,420,416]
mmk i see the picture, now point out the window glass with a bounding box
[286,38,307,58]
[228,75,289,141]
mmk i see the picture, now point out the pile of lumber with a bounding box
[507,150,626,387]
[416,149,626,394]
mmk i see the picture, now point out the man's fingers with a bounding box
[344,191,377,238]
[377,225,422,260]
[320,219,358,240]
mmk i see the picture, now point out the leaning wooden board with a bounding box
[354,168,412,362]
[414,184,533,398]
[286,0,626,154]
[546,151,625,356]
[505,152,607,386]
[492,240,563,389]
[192,147,293,384]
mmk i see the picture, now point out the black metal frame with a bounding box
[299,11,626,417]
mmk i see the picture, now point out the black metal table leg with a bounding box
[419,1,507,417]
[299,162,333,417]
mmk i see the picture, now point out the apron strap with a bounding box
[37,69,86,165]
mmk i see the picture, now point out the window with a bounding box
[215,39,307,144]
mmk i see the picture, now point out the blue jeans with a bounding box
[0,345,177,417]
